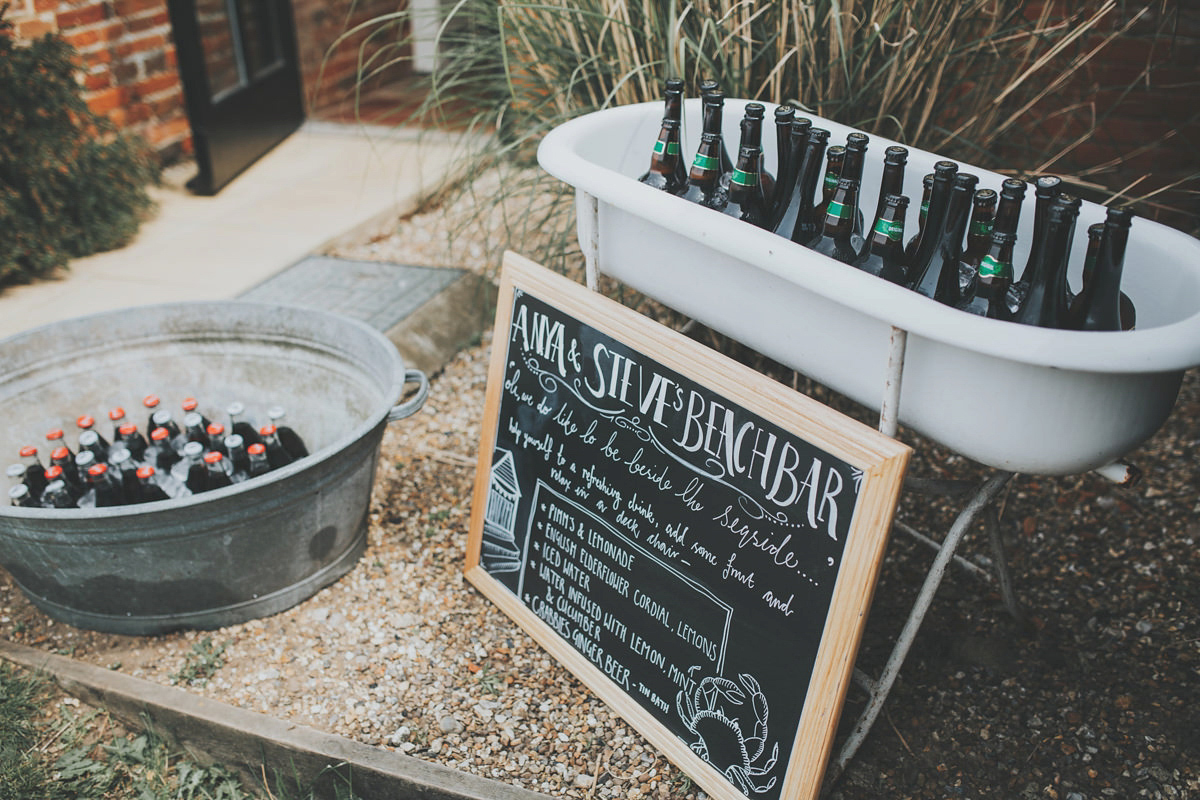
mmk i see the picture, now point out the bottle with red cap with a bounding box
[49,447,83,496]
[145,426,181,473]
[150,410,185,453]
[205,422,230,458]
[76,414,110,452]
[247,443,271,478]
[202,451,233,491]
[18,446,47,498]
[143,394,162,434]
[43,464,83,504]
[87,463,123,507]
[116,423,148,461]
[107,407,127,439]
[258,425,294,469]
[45,427,71,458]
[134,465,172,503]
[181,397,211,430]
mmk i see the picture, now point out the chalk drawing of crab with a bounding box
[676,671,779,796]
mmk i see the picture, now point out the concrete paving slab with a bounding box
[0,122,469,340]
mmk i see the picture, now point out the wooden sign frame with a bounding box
[466,253,910,800]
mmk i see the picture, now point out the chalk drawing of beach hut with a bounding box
[481,449,522,573]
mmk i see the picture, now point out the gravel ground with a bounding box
[2,174,1198,800]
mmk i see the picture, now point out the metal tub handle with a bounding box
[387,369,429,423]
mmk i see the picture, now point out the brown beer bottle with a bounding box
[993,178,1027,236]
[773,126,828,246]
[904,160,959,290]
[911,172,978,306]
[961,230,1016,318]
[739,104,774,202]
[1010,194,1080,328]
[810,177,864,265]
[873,146,908,231]
[698,80,733,180]
[962,189,997,268]
[820,132,868,236]
[724,104,773,220]
[680,91,730,210]
[724,144,770,228]
[903,173,934,265]
[856,193,909,284]
[638,78,687,194]
[1070,206,1135,331]
[818,145,846,210]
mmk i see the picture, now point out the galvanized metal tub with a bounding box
[0,302,427,635]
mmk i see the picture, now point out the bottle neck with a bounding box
[867,206,906,261]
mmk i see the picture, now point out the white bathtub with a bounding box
[536,99,1200,475]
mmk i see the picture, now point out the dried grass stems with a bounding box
[325,0,1193,264]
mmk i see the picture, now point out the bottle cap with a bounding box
[75,450,96,467]
[884,145,908,162]
[247,443,266,455]
[182,397,199,412]
[143,394,160,408]
[88,463,108,477]
[183,441,204,457]
[150,427,170,442]
[19,445,37,458]
[78,430,99,447]
[108,407,126,421]
[224,434,244,449]
[259,424,278,436]
[44,465,63,480]
[184,412,204,428]
[119,423,138,436]
[46,428,65,441]
[7,464,25,479]
[8,484,29,500]
[151,409,173,425]
[206,423,225,436]
[227,401,245,416]
[44,479,65,493]
[136,465,156,479]
[203,451,224,465]
[77,415,95,429]
[267,406,285,421]
[51,446,69,460]
[109,447,132,465]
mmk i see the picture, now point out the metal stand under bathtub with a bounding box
[582,256,1137,794]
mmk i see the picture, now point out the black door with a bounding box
[168,0,305,195]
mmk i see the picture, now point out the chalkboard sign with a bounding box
[466,253,911,800]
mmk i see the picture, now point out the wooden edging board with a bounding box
[0,639,553,800]
[466,252,912,800]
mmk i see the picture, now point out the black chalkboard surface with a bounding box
[466,253,911,800]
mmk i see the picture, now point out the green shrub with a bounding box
[0,4,160,287]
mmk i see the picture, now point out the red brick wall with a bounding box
[5,0,413,162]
[6,0,191,160]
[289,0,412,114]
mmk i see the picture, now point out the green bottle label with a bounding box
[731,168,758,187]
[979,254,1012,278]
[873,217,904,241]
[920,201,930,214]
[970,218,994,237]
[692,153,720,171]
[823,170,838,190]
[653,140,680,156]
[827,199,848,220]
